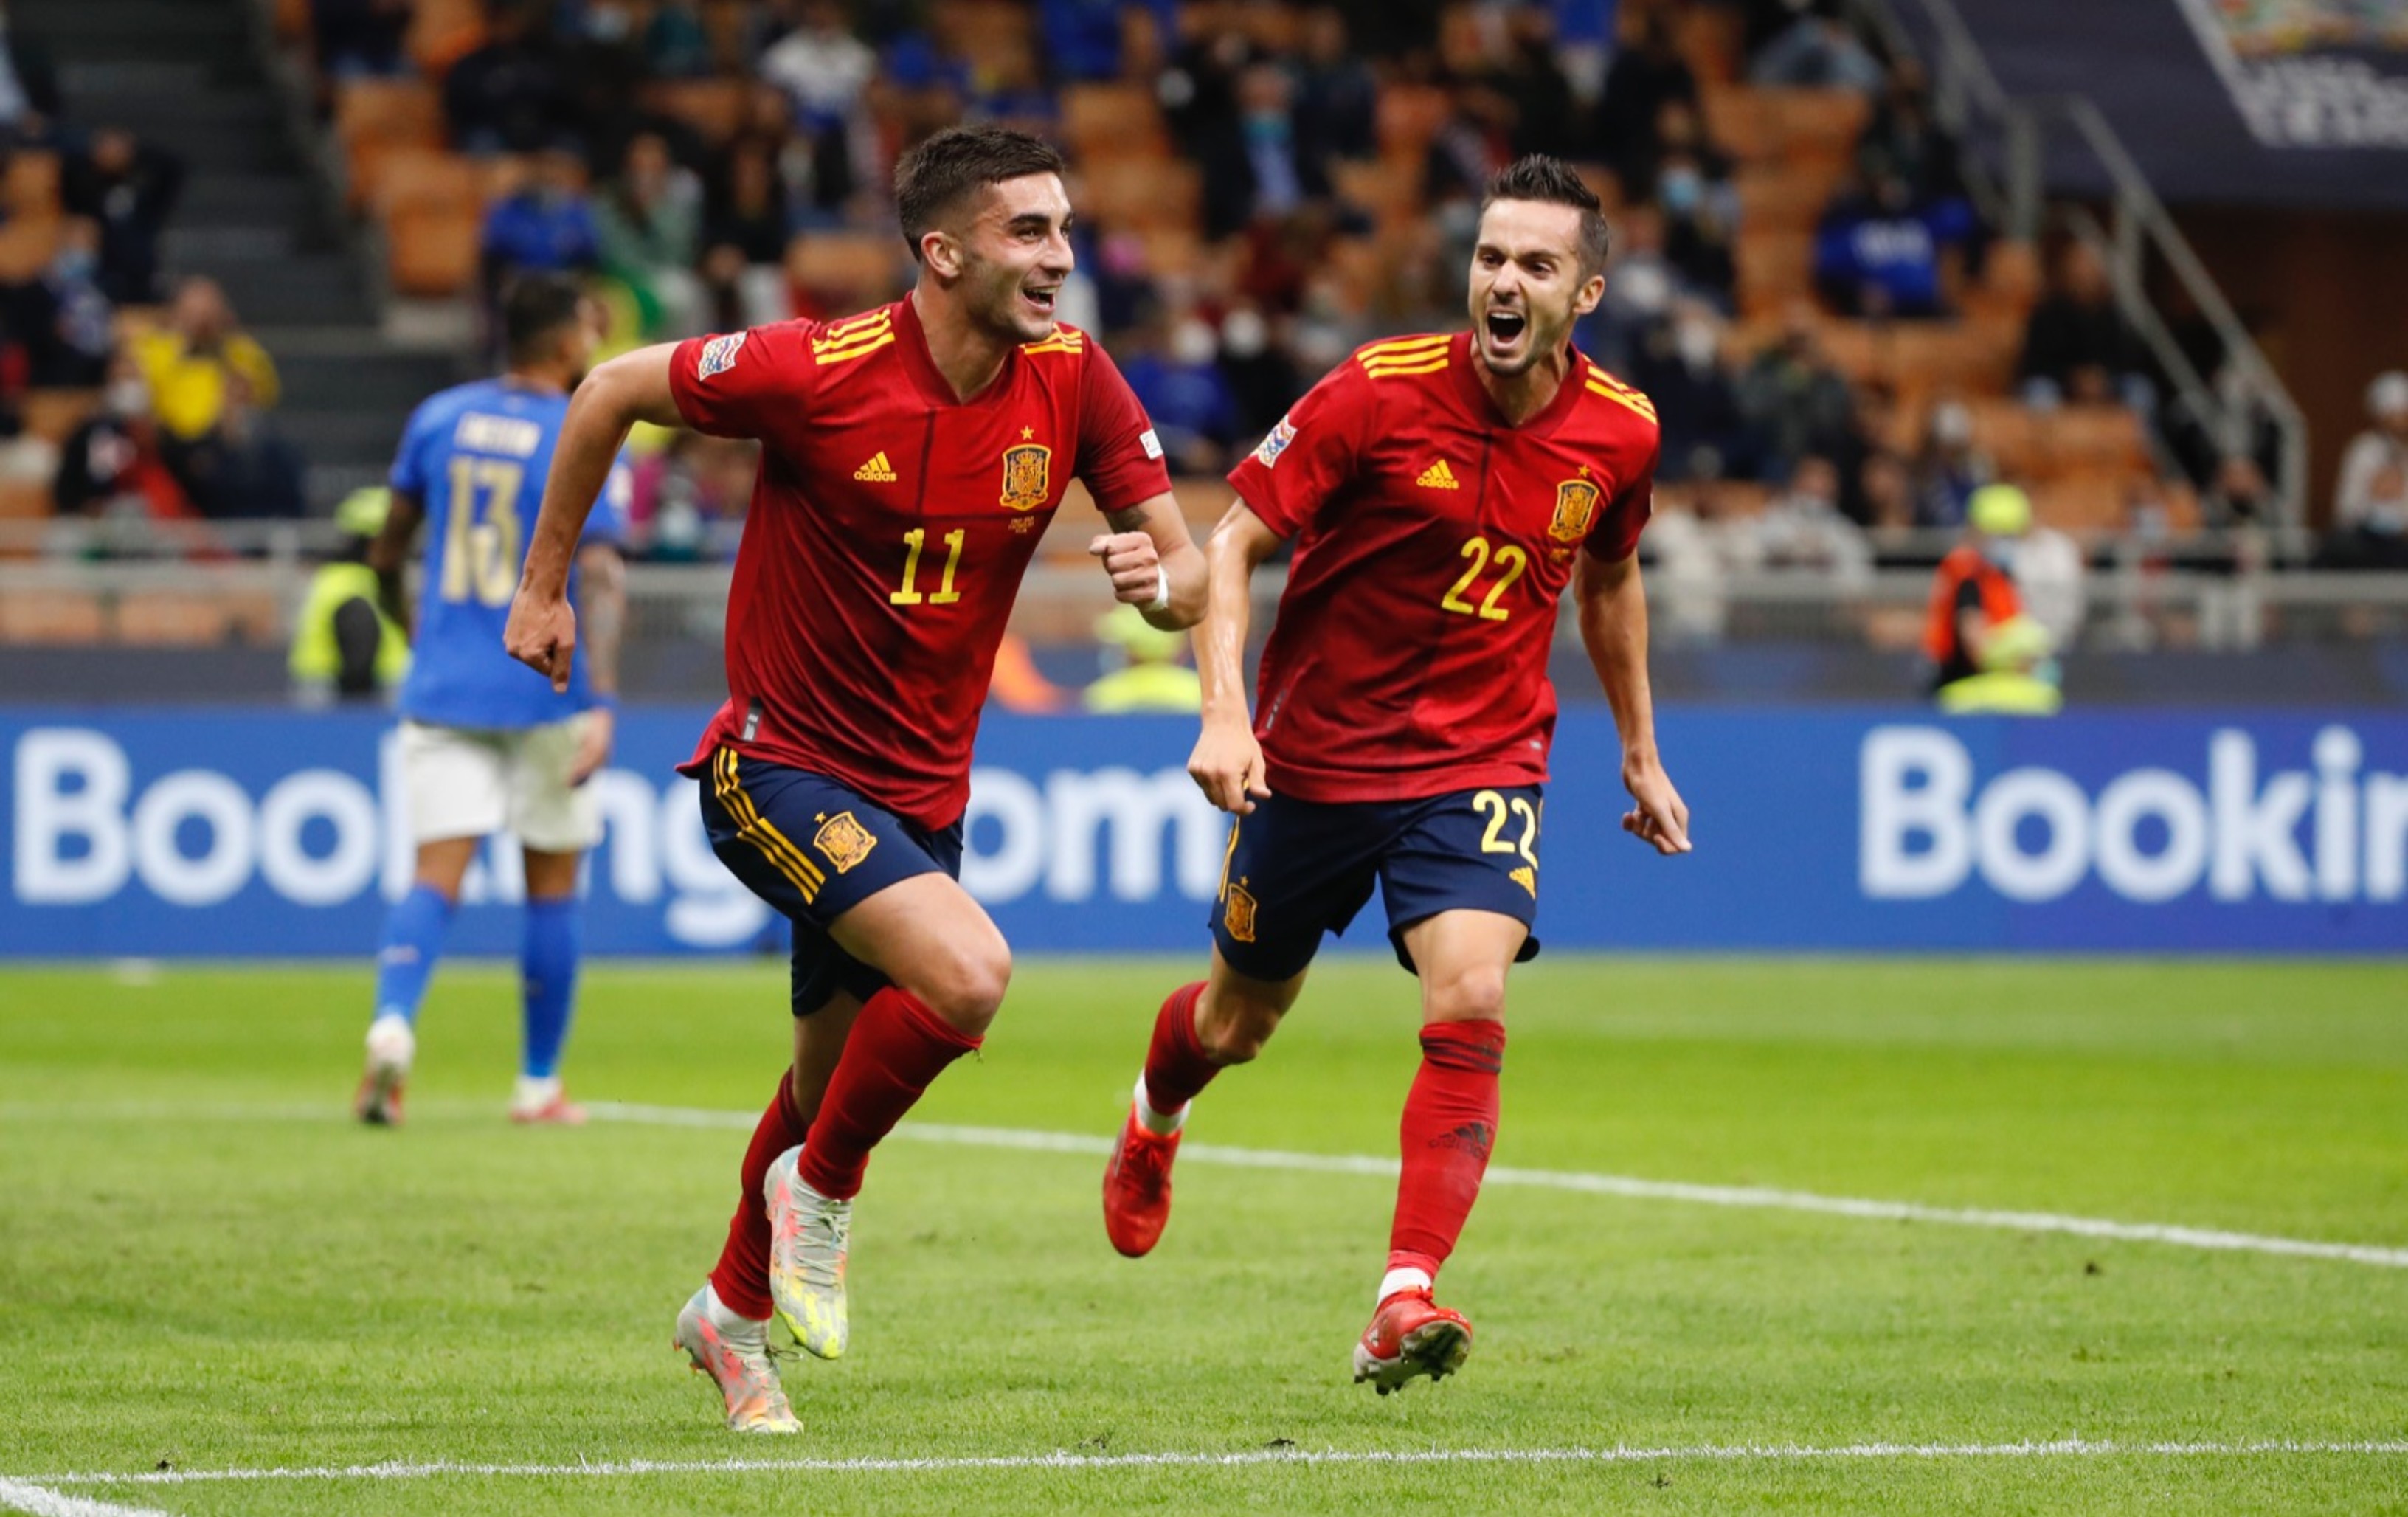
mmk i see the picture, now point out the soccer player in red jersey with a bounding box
[502,128,1203,1433]
[1099,156,1692,1393]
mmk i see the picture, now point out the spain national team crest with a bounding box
[1549,477,1602,545]
[1222,882,1259,944]
[999,443,1052,512]
[812,811,878,874]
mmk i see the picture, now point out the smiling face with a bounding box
[1467,198,1603,379]
[938,171,1075,344]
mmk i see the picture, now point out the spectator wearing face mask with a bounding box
[0,217,113,387]
[1215,303,1297,440]
[596,131,704,339]
[1121,313,1239,474]
[2018,242,2152,411]
[2329,371,2408,568]
[480,145,601,325]
[1629,303,1751,482]
[1812,170,1976,319]
[1757,453,1874,587]
[52,353,194,525]
[1739,304,1855,477]
[1198,61,1329,241]
[1582,204,1678,373]
[1593,12,1698,184]
[1751,2,1885,94]
[1914,398,1992,527]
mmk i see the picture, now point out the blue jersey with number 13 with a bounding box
[391,377,628,730]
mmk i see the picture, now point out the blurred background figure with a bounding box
[1084,603,1202,714]
[289,485,409,704]
[2328,371,2408,570]
[1925,483,2060,712]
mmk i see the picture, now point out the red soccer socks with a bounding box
[1137,981,1216,1120]
[795,986,980,1201]
[1386,1017,1505,1285]
[708,1068,808,1321]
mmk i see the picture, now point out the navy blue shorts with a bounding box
[693,747,963,1016]
[1211,784,1544,983]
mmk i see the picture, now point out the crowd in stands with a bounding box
[0,5,305,536]
[0,0,2400,658]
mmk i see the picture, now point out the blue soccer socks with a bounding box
[373,884,455,1027]
[519,896,582,1081]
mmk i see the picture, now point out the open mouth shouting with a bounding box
[1483,306,1529,357]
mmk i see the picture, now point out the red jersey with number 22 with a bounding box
[1226,331,1660,804]
[669,297,1169,829]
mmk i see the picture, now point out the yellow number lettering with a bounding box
[892,528,927,605]
[1473,789,1515,854]
[930,528,966,604]
[1479,545,1526,621]
[1509,795,1540,867]
[895,526,969,607]
[440,457,525,607]
[1440,535,1526,621]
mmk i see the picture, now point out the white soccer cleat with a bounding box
[673,1286,801,1434]
[355,1015,415,1127]
[764,1146,851,1359]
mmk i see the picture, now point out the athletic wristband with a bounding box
[1148,574,1171,612]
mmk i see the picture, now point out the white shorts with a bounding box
[399,717,602,854]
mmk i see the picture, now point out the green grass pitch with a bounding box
[1,956,2404,1514]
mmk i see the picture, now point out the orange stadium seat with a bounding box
[786,231,907,315]
[408,0,487,76]
[374,148,485,297]
[2044,405,2151,477]
[1700,86,1778,162]
[0,479,50,520]
[1062,83,1167,161]
[116,594,237,648]
[0,590,106,645]
[1736,230,1813,314]
[1736,165,1841,232]
[336,79,443,209]
[1673,3,1746,83]
[1079,157,1200,232]
[21,391,99,444]
[2030,469,2133,534]
[1331,157,1421,227]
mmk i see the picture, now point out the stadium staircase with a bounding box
[15,0,461,508]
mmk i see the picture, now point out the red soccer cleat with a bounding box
[509,1093,589,1126]
[1352,1288,1473,1395]
[1101,1107,1181,1257]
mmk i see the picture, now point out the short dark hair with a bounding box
[893,126,1068,261]
[1479,155,1610,277]
[502,272,587,365]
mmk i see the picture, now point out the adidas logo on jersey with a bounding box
[1416,459,1461,490]
[854,452,898,483]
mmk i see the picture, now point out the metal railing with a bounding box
[1855,0,2311,522]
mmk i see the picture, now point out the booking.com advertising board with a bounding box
[2,707,2404,957]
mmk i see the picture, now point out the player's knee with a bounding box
[1425,963,1508,1026]
[917,939,1011,1035]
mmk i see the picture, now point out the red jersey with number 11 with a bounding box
[669,297,1169,829]
[1225,331,1660,804]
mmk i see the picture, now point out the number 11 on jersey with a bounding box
[892,527,966,607]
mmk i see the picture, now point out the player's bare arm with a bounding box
[568,540,626,784]
[1186,498,1284,814]
[367,489,425,640]
[1577,547,1691,855]
[1090,491,1206,630]
[505,342,685,692]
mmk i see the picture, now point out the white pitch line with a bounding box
[586,1102,2408,1270]
[28,1440,2408,1490]
[0,1477,173,1517]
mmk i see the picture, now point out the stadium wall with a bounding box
[3,708,2404,957]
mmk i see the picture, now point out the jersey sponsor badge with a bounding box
[1222,880,1259,943]
[811,810,878,874]
[1549,477,1602,544]
[1250,416,1295,468]
[1139,427,1164,461]
[697,331,747,381]
[999,441,1052,511]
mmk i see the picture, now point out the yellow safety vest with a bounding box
[1083,664,1203,714]
[288,561,410,687]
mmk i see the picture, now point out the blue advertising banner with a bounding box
[3,707,2404,957]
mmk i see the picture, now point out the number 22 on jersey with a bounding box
[440,456,525,607]
[1440,534,1528,621]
